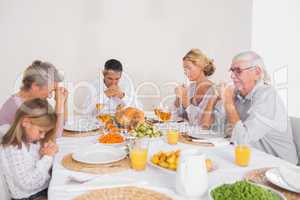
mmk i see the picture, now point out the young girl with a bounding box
[0,98,58,200]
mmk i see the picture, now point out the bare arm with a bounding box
[200,97,218,129]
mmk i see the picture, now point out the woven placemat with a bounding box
[62,153,130,174]
[73,186,173,200]
[178,133,214,147]
[244,168,300,200]
[63,128,103,137]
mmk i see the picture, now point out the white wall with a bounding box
[252,0,300,117]
[0,0,252,110]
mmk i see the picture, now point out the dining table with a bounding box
[48,126,296,200]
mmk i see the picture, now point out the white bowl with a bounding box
[208,181,287,200]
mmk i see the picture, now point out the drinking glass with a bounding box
[129,139,149,171]
[235,144,251,167]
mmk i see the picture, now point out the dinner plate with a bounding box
[187,127,223,139]
[154,122,189,132]
[208,181,287,200]
[64,117,102,132]
[266,168,300,193]
[98,141,126,146]
[72,145,127,164]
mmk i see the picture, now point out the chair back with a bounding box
[290,117,300,165]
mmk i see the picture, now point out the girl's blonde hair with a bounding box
[183,48,215,76]
[1,99,57,148]
[21,60,63,91]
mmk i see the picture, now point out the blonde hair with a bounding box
[232,51,271,84]
[1,99,57,148]
[21,60,63,91]
[183,48,215,76]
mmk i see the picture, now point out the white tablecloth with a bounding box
[48,135,294,200]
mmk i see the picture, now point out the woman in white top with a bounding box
[174,48,216,126]
[0,99,58,200]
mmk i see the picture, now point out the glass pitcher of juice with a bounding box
[235,145,251,167]
[129,139,149,171]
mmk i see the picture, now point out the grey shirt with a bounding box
[215,81,298,164]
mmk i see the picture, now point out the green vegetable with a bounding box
[131,123,162,138]
[211,181,281,200]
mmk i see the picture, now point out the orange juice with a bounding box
[154,108,161,118]
[97,114,111,123]
[159,111,171,122]
[235,145,251,167]
[96,103,104,110]
[130,148,148,170]
[167,130,179,145]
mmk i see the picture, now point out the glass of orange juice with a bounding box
[159,109,171,123]
[96,103,104,111]
[235,145,251,167]
[154,106,172,123]
[154,108,161,120]
[167,130,179,145]
[129,139,149,171]
[96,114,112,124]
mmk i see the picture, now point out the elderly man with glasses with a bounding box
[203,51,298,164]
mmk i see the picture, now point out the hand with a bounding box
[55,87,68,104]
[174,97,180,108]
[55,87,68,115]
[220,83,235,105]
[105,85,124,98]
[191,94,204,105]
[40,141,59,157]
[175,85,189,108]
[175,85,188,98]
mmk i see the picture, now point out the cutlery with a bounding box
[68,174,102,183]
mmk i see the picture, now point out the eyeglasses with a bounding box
[229,66,257,76]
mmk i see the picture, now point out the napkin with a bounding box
[68,172,99,183]
[279,166,300,191]
[191,137,230,147]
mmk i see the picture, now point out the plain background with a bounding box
[0,0,298,117]
[0,0,252,112]
[252,0,300,117]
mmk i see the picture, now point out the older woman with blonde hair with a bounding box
[174,48,216,126]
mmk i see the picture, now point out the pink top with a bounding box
[0,95,23,125]
[0,95,64,137]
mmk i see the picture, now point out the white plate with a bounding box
[209,181,287,200]
[72,145,127,164]
[266,168,300,193]
[148,155,217,174]
[148,160,176,174]
[154,122,189,132]
[187,127,223,139]
[98,141,126,146]
[64,117,102,132]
